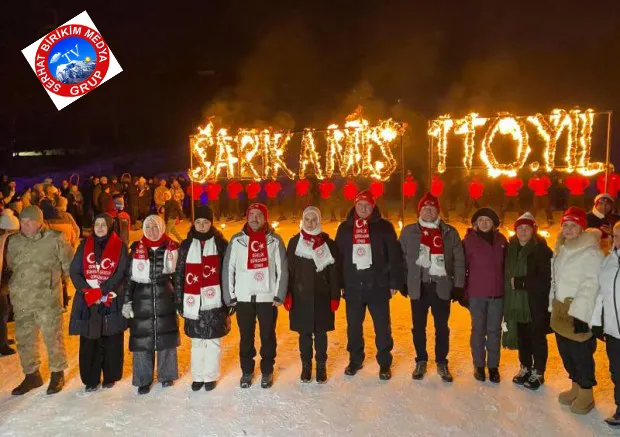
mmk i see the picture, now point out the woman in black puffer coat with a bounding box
[69,213,129,392]
[123,214,180,394]
[174,206,232,391]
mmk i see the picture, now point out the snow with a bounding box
[0,216,619,437]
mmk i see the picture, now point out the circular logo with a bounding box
[168,252,174,260]
[356,247,366,257]
[137,262,145,272]
[205,288,216,298]
[35,25,110,97]
[186,296,196,307]
[254,271,265,281]
[316,247,325,258]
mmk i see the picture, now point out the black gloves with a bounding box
[591,325,605,341]
[451,287,464,302]
[573,318,590,334]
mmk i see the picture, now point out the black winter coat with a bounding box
[510,234,553,331]
[286,233,340,333]
[69,234,129,339]
[335,207,404,302]
[125,240,180,352]
[174,227,231,339]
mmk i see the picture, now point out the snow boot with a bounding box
[300,364,312,383]
[570,388,595,415]
[138,385,151,395]
[204,381,217,391]
[488,368,500,384]
[379,366,392,381]
[605,408,620,427]
[46,371,65,395]
[558,381,579,405]
[85,385,98,392]
[474,367,486,382]
[412,361,427,380]
[512,366,530,385]
[437,363,453,383]
[162,380,174,388]
[316,364,327,384]
[0,344,16,356]
[523,370,544,391]
[344,363,363,376]
[11,371,44,395]
[240,373,253,388]
[261,373,273,389]
[191,382,204,392]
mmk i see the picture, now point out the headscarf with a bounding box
[295,206,335,272]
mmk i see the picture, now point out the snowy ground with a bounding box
[1,213,619,437]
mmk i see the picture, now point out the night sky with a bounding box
[1,0,620,170]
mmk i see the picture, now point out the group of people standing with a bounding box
[1,182,619,427]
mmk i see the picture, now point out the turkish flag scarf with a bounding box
[131,235,179,284]
[246,225,270,292]
[83,233,122,306]
[416,218,447,277]
[183,237,222,320]
[352,213,372,270]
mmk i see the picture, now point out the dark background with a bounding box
[1,0,619,177]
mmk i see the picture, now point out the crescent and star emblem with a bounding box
[203,265,217,277]
[186,273,199,285]
[433,236,442,248]
[355,219,365,229]
[86,252,96,264]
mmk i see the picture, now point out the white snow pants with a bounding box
[191,338,221,383]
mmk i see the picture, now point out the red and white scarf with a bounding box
[131,235,179,283]
[246,225,270,290]
[83,233,122,306]
[352,213,372,270]
[295,207,335,272]
[183,237,222,320]
[416,218,447,277]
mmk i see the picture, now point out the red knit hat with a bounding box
[247,203,268,222]
[514,212,537,231]
[418,192,440,213]
[354,190,376,208]
[561,206,587,229]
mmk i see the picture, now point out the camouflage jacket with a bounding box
[6,227,73,313]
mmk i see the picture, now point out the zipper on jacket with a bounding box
[152,252,158,352]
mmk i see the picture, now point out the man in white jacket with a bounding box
[591,221,620,426]
[222,203,288,389]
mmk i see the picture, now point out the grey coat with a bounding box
[399,221,465,301]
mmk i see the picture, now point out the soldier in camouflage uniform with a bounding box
[6,206,74,395]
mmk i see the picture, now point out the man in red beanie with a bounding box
[587,194,619,239]
[222,203,288,389]
[335,189,403,381]
[399,192,465,383]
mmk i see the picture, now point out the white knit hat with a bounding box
[0,209,20,230]
[514,212,537,231]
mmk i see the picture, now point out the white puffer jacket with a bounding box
[591,248,620,340]
[549,229,604,324]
